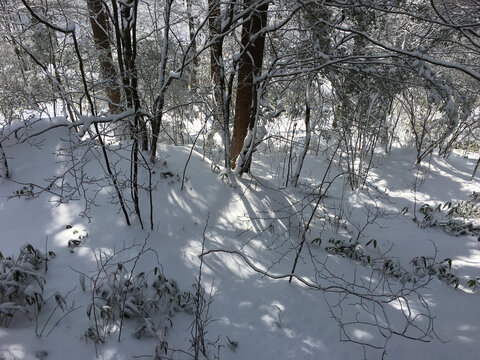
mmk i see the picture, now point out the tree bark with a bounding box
[230,0,269,170]
[86,0,121,115]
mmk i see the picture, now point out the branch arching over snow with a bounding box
[200,248,437,350]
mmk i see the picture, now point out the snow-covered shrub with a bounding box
[410,256,459,288]
[418,193,480,238]
[320,237,459,287]
[324,238,372,265]
[446,191,480,219]
[82,260,195,346]
[323,238,414,282]
[0,244,55,327]
[466,277,480,291]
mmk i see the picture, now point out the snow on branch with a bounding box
[3,110,135,142]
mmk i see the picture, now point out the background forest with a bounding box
[0,0,480,359]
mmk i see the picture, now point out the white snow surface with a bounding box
[0,119,479,360]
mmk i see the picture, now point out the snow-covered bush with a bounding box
[466,277,480,291]
[319,237,459,287]
[446,191,480,219]
[82,253,195,348]
[410,256,459,288]
[0,244,55,327]
[418,192,480,238]
[323,238,372,265]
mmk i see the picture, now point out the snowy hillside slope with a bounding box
[0,120,479,360]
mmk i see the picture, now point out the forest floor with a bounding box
[0,119,479,360]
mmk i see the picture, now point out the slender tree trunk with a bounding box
[187,0,198,87]
[230,0,269,169]
[291,79,312,187]
[209,0,223,131]
[150,0,173,162]
[472,156,480,180]
[119,0,145,227]
[110,0,148,151]
[0,140,9,178]
[46,28,77,125]
[285,122,297,186]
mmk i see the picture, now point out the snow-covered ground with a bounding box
[0,120,479,360]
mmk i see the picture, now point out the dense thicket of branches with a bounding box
[1,3,479,357]
[0,0,479,198]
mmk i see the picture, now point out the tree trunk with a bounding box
[209,0,223,131]
[86,0,121,115]
[150,0,173,162]
[230,0,269,170]
[0,140,9,179]
[110,0,149,150]
[291,78,312,187]
[472,156,480,180]
[187,0,198,87]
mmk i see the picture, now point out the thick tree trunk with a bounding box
[230,0,269,170]
[86,0,121,115]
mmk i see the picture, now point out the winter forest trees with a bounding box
[0,0,479,222]
[1,2,480,357]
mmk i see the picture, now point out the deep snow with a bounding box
[0,119,479,360]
